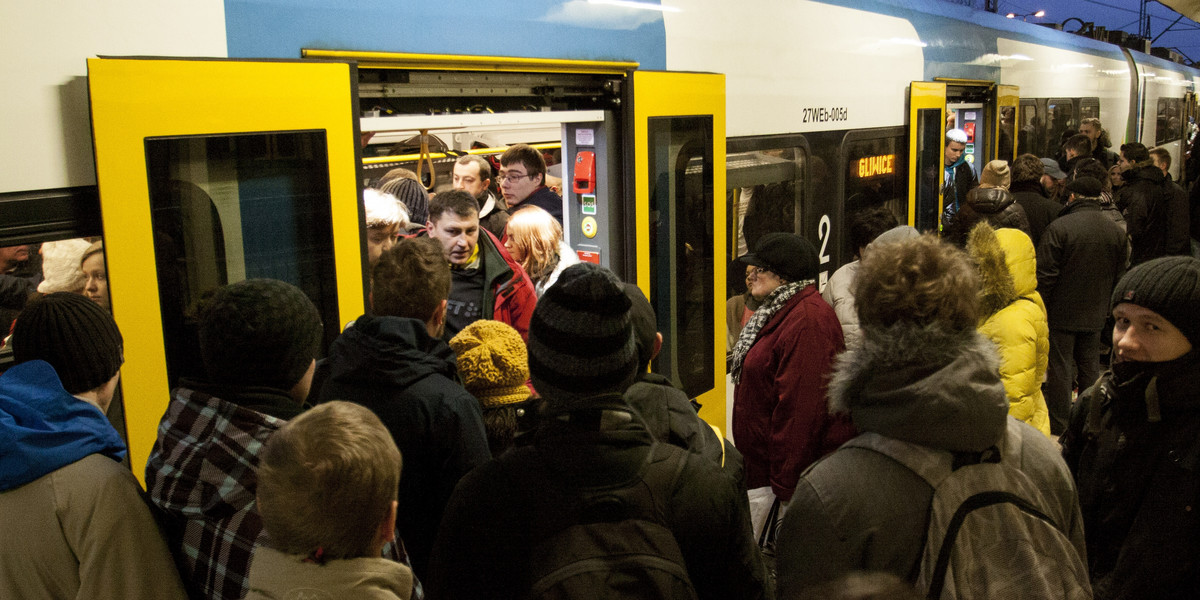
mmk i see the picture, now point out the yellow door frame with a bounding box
[908,81,948,228]
[88,58,364,482]
[631,70,727,431]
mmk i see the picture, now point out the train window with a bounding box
[914,108,944,233]
[0,236,127,443]
[842,131,908,256]
[998,106,1016,163]
[145,131,340,388]
[1080,98,1100,121]
[1018,100,1045,157]
[1156,97,1184,146]
[727,147,805,262]
[1047,99,1077,154]
[647,116,714,400]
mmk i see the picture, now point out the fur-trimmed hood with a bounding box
[966,223,1040,319]
[828,324,1008,452]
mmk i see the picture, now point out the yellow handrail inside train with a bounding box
[363,142,562,165]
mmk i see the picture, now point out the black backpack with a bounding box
[527,443,698,600]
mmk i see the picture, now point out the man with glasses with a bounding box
[499,144,563,223]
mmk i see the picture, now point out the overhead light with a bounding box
[1007,10,1046,21]
[588,0,681,12]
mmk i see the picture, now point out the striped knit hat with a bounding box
[528,263,638,410]
[12,292,124,394]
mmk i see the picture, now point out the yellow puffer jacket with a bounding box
[967,223,1051,437]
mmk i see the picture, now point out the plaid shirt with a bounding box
[146,386,286,600]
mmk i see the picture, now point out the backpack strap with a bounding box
[841,433,955,488]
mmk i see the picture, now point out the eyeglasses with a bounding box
[498,172,534,184]
[746,266,771,278]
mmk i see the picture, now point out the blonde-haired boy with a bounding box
[244,401,412,599]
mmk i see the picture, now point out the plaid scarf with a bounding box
[730,280,812,384]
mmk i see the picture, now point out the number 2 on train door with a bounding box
[817,214,831,292]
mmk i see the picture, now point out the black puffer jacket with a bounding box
[944,186,1031,247]
[317,315,491,578]
[1061,353,1200,599]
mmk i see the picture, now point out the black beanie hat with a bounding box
[528,263,638,409]
[198,279,322,390]
[12,292,124,394]
[379,177,430,225]
[738,232,819,283]
[621,283,658,372]
[1111,256,1200,347]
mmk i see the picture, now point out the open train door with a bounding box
[908,81,947,233]
[88,58,366,480]
[997,84,1020,164]
[629,71,727,432]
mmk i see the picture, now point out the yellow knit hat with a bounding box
[449,320,530,408]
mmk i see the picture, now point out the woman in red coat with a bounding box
[731,233,855,504]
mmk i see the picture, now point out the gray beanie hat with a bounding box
[528,263,638,410]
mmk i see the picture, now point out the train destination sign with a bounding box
[855,154,896,178]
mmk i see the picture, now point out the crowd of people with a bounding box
[1,128,1199,600]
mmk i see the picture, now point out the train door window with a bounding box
[144,132,339,388]
[914,107,944,233]
[1081,98,1100,121]
[726,143,806,274]
[1018,100,1043,156]
[843,130,907,258]
[1047,98,1076,154]
[647,116,713,400]
[1156,97,1184,146]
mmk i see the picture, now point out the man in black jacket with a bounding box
[317,237,490,578]
[1010,153,1064,246]
[1117,142,1190,265]
[1036,177,1128,435]
[1061,256,1200,599]
[622,282,744,486]
[428,263,768,600]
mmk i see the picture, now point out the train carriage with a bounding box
[2,0,1198,476]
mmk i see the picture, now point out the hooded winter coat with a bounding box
[1062,352,1200,599]
[317,315,491,578]
[244,546,414,600]
[626,372,745,489]
[0,361,187,600]
[146,380,303,600]
[427,397,769,600]
[775,326,1085,593]
[967,224,1052,436]
[944,186,1032,247]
